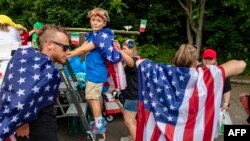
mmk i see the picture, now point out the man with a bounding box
[0,24,71,141]
[202,49,231,111]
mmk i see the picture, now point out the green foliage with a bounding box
[1,0,250,74]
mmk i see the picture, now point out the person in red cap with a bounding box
[202,49,231,111]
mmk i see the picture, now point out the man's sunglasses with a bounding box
[51,40,70,51]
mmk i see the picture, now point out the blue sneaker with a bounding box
[90,118,107,135]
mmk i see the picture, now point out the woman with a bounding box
[115,39,140,141]
[135,44,246,141]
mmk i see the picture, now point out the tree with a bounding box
[177,0,206,54]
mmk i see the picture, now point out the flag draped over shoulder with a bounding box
[136,59,225,141]
[91,28,122,64]
[0,47,61,140]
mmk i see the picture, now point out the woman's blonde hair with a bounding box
[122,39,138,57]
[87,8,110,22]
[173,44,198,68]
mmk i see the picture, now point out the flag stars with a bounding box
[46,73,53,79]
[167,94,172,100]
[45,64,51,69]
[144,99,148,105]
[99,42,105,49]
[141,66,145,72]
[3,108,10,114]
[156,88,162,93]
[153,78,158,83]
[15,102,24,110]
[53,84,58,90]
[159,98,164,102]
[45,85,50,92]
[147,63,151,68]
[155,111,160,117]
[108,46,113,52]
[171,81,176,86]
[179,75,185,81]
[168,70,173,75]
[19,58,27,63]
[11,116,18,123]
[101,33,108,39]
[32,86,40,94]
[161,75,166,80]
[167,115,173,121]
[8,84,13,91]
[176,91,180,96]
[18,77,26,84]
[170,105,175,110]
[20,49,28,55]
[18,67,26,73]
[3,127,10,134]
[9,63,14,69]
[29,100,35,107]
[163,107,168,112]
[24,112,31,119]
[151,101,157,107]
[38,96,44,102]
[146,72,150,78]
[34,107,38,113]
[7,96,11,102]
[159,67,163,72]
[32,64,40,70]
[48,96,53,101]
[34,57,41,61]
[149,92,153,98]
[32,74,40,81]
[17,89,25,97]
[8,73,13,80]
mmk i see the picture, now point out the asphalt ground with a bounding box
[57,83,250,141]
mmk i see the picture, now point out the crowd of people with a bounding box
[0,7,249,141]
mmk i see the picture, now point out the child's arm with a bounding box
[68,41,95,58]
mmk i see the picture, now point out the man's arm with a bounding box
[220,60,246,77]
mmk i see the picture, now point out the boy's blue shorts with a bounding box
[123,99,138,112]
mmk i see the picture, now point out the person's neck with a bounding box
[41,50,55,62]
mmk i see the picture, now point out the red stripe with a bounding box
[165,125,175,141]
[106,61,119,89]
[136,101,150,141]
[202,67,215,141]
[183,87,199,141]
[150,125,161,141]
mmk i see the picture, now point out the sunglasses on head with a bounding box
[125,39,135,48]
[51,40,70,51]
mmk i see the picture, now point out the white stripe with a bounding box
[157,122,166,141]
[208,65,224,140]
[174,69,198,141]
[194,68,206,141]
[144,112,155,141]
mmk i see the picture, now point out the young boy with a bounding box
[68,8,121,135]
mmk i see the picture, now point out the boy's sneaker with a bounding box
[90,118,107,135]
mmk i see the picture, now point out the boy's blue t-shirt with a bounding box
[85,29,108,83]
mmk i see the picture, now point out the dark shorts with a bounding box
[123,99,138,112]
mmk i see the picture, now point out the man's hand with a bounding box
[15,123,30,138]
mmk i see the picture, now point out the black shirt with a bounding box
[122,57,138,100]
[223,77,231,94]
[29,104,58,141]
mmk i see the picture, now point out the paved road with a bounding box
[57,83,250,141]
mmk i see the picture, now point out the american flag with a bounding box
[88,28,121,64]
[87,28,124,89]
[0,47,61,140]
[136,60,224,141]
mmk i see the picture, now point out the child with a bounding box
[68,8,121,136]
[15,24,34,46]
[32,21,43,49]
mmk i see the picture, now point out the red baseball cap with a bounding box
[202,49,217,59]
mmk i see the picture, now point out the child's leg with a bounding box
[85,81,106,132]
